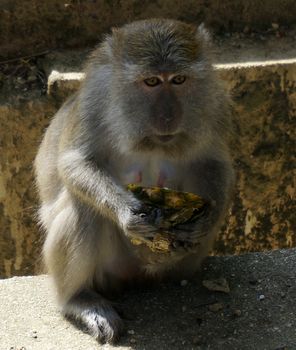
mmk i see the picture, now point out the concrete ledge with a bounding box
[1,249,296,349]
[215,57,296,69]
[47,70,84,100]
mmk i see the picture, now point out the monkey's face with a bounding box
[119,69,212,158]
[138,73,185,137]
[107,19,219,159]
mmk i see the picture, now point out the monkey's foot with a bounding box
[63,292,124,343]
[80,306,124,343]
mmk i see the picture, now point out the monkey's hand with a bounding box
[120,204,161,244]
[169,204,212,244]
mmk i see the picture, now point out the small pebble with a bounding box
[233,309,242,317]
[29,331,38,339]
[208,302,223,312]
[272,23,279,30]
[182,305,187,312]
[248,278,258,285]
[127,329,135,335]
[180,279,188,287]
[259,294,265,301]
[130,338,137,344]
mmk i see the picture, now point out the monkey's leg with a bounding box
[42,196,124,343]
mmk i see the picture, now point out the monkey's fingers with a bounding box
[171,239,198,251]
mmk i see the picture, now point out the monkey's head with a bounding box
[82,19,229,159]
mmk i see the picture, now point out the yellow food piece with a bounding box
[130,238,143,246]
[130,234,171,252]
[149,233,171,252]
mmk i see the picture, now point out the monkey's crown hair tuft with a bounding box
[110,19,205,70]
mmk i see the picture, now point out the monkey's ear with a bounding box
[111,27,120,35]
[197,23,212,43]
[104,27,123,58]
[111,26,125,40]
[109,26,124,46]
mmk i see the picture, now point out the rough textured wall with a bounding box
[0,97,59,276]
[0,62,295,277]
[215,64,296,254]
[1,0,296,59]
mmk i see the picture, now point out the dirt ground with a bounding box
[1,249,296,350]
[118,249,296,350]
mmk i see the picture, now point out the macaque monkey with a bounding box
[35,19,234,343]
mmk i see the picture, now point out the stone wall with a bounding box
[1,0,296,59]
[216,63,296,254]
[0,97,59,276]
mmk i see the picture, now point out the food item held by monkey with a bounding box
[127,184,208,253]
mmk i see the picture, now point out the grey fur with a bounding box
[35,19,235,343]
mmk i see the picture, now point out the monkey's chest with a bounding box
[120,159,179,188]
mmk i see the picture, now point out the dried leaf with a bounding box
[202,278,230,293]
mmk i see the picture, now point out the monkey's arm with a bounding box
[175,157,235,240]
[194,157,234,215]
[57,149,133,224]
[57,148,158,238]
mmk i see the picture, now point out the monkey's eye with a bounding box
[171,75,186,85]
[144,77,161,87]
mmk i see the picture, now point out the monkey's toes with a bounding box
[90,308,124,343]
[69,306,124,343]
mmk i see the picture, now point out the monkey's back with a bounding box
[35,95,78,204]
